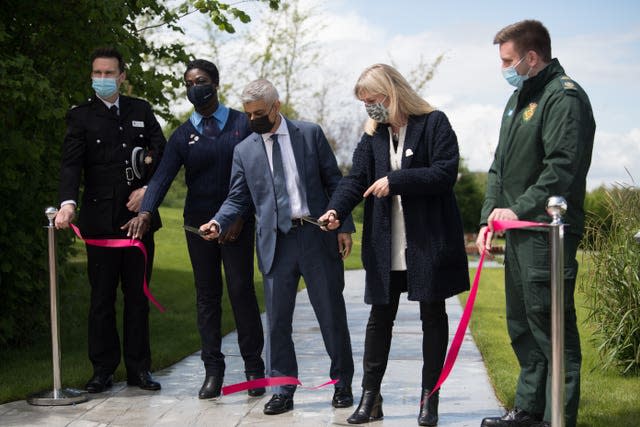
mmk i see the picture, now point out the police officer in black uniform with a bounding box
[55,47,166,393]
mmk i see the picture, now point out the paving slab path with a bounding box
[0,269,501,426]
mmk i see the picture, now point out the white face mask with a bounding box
[364,96,389,123]
[502,56,530,89]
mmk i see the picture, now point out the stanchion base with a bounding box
[27,388,88,406]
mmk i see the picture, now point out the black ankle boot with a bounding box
[418,388,439,426]
[347,389,383,424]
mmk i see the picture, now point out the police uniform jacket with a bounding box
[328,111,470,305]
[480,59,595,237]
[58,95,166,237]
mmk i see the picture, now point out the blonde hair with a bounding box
[354,63,435,135]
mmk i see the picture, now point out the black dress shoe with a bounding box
[481,408,542,427]
[198,375,222,399]
[263,393,294,415]
[246,374,266,397]
[127,371,161,391]
[347,389,383,424]
[85,373,113,393]
[418,388,439,426]
[332,386,354,408]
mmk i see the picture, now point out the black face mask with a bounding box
[249,111,275,134]
[187,84,216,107]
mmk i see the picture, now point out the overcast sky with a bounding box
[175,0,640,190]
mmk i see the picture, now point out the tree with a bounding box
[0,0,279,346]
[251,0,322,115]
[211,0,322,118]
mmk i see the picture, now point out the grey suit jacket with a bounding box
[214,117,355,274]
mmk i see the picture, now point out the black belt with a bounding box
[85,164,139,187]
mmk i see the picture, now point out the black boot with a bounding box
[418,388,438,426]
[347,389,383,424]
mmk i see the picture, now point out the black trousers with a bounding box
[362,271,448,390]
[185,219,264,377]
[85,233,154,377]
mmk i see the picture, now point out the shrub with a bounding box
[455,164,484,233]
[581,185,640,374]
[582,185,611,247]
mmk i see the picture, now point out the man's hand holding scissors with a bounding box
[198,220,220,241]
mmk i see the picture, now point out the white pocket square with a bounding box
[405,148,413,157]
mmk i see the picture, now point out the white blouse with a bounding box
[388,126,407,271]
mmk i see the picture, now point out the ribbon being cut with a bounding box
[69,219,551,397]
[69,223,166,312]
[220,219,551,397]
[70,222,335,395]
[427,219,550,398]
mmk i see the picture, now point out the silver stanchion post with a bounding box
[27,207,87,406]
[546,196,566,427]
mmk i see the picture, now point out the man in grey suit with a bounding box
[200,79,354,415]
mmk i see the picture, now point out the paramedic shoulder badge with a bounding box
[523,102,537,122]
[560,75,577,91]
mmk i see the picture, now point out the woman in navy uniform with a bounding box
[122,60,266,400]
[55,47,166,393]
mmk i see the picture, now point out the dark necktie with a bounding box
[202,116,220,137]
[109,105,118,116]
[271,134,291,233]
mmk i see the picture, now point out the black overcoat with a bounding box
[329,111,470,304]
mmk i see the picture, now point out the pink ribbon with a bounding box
[70,223,166,312]
[221,376,338,396]
[428,219,548,397]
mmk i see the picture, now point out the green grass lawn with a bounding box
[0,206,363,404]
[462,254,640,427]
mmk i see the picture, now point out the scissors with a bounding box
[301,216,329,227]
[302,216,349,256]
[183,225,211,236]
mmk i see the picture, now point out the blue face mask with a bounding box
[502,57,530,89]
[92,77,119,98]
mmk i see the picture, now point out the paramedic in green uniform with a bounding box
[476,20,595,427]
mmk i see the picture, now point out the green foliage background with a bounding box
[454,161,485,233]
[0,0,278,346]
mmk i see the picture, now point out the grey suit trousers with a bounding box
[262,222,354,395]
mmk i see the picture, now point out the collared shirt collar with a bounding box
[261,113,288,142]
[96,94,120,110]
[190,103,230,131]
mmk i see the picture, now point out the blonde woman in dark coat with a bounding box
[320,63,469,426]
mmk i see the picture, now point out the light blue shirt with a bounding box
[189,103,230,134]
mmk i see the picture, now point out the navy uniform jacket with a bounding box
[58,95,166,237]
